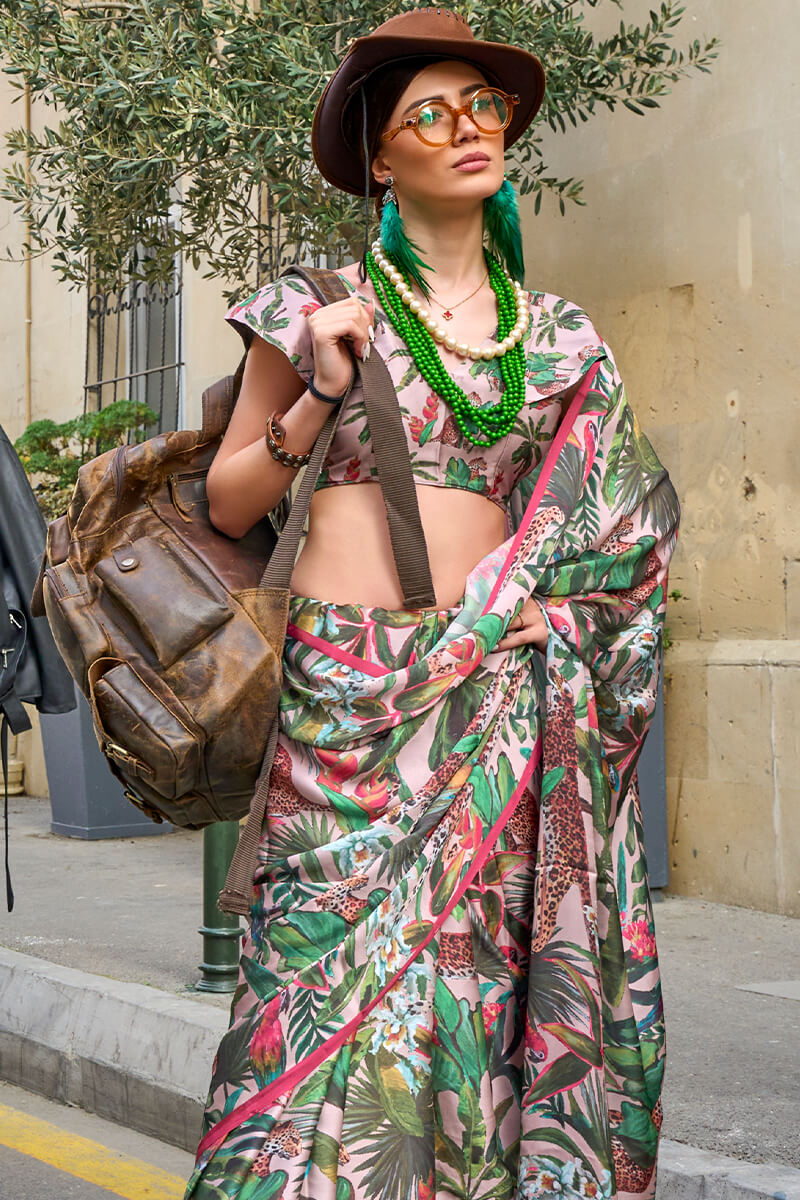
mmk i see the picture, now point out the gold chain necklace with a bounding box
[428,269,489,320]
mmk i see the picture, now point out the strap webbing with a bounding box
[353,348,437,610]
[218,718,280,915]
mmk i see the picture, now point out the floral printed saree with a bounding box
[185,327,679,1200]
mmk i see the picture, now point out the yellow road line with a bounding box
[0,1103,187,1199]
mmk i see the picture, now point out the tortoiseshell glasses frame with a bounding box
[380,88,520,148]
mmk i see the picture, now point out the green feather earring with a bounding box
[380,180,433,302]
[484,178,525,285]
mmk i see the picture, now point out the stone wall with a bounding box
[522,0,799,914]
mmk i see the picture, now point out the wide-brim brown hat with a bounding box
[312,7,546,197]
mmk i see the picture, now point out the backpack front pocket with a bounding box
[89,658,202,800]
[95,535,233,668]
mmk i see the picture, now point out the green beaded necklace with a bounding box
[365,246,528,448]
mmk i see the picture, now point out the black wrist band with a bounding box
[307,373,350,405]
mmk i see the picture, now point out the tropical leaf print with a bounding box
[188,292,679,1200]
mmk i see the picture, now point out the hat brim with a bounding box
[312,34,546,197]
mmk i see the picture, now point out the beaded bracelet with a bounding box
[307,372,352,406]
[265,413,311,469]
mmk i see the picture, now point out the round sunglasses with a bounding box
[381,87,520,148]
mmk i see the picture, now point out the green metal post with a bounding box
[197,821,242,992]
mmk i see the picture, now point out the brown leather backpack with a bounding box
[32,265,435,913]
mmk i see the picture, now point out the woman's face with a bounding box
[373,59,506,210]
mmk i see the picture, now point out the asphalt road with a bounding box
[0,1081,194,1200]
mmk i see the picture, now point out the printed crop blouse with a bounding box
[225,273,606,512]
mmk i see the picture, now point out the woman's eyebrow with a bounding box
[400,83,483,117]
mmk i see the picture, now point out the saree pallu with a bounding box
[186,351,680,1200]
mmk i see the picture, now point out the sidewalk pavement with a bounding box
[1,795,798,1198]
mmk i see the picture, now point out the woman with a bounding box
[187,10,679,1200]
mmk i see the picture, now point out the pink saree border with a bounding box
[196,359,602,1164]
[196,738,542,1163]
[285,624,387,677]
[484,359,601,616]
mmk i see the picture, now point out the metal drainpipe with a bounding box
[197,822,242,992]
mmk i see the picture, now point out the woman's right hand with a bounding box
[307,294,375,396]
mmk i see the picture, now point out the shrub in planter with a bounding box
[14,400,158,520]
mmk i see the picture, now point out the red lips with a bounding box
[452,151,491,167]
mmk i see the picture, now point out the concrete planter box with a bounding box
[40,683,171,839]
[637,673,668,888]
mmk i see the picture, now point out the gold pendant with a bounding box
[442,310,453,320]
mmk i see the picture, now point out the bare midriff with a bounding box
[290,482,506,610]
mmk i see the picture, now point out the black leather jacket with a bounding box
[0,423,75,722]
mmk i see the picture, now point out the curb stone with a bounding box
[1,947,798,1197]
[0,946,226,1153]
[657,1139,800,1200]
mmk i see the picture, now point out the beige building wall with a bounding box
[0,73,227,798]
[521,0,799,915]
[2,3,796,914]
[0,74,85,797]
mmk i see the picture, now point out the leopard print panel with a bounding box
[314,872,370,924]
[438,931,476,978]
[531,667,593,954]
[505,785,539,853]
[250,1120,303,1176]
[609,1098,663,1193]
[597,515,636,557]
[267,743,328,819]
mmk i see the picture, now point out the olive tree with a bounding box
[0,0,717,296]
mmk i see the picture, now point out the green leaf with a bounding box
[335,1177,355,1200]
[239,955,282,1003]
[430,853,463,916]
[391,675,452,713]
[309,1131,341,1183]
[403,919,434,948]
[543,1022,604,1067]
[375,1056,425,1136]
[525,1050,592,1104]
[600,902,627,1008]
[435,977,462,1035]
[541,765,566,798]
[617,845,628,914]
[417,419,436,446]
[250,1173,289,1200]
[456,1079,487,1156]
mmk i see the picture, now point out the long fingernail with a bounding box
[368,324,375,342]
[361,343,369,362]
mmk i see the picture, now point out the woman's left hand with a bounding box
[496,597,549,653]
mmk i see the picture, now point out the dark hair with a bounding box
[342,54,498,206]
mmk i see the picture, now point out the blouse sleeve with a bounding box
[224,275,326,384]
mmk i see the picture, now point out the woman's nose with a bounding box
[453,111,480,142]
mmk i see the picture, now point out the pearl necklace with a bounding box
[371,239,529,362]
